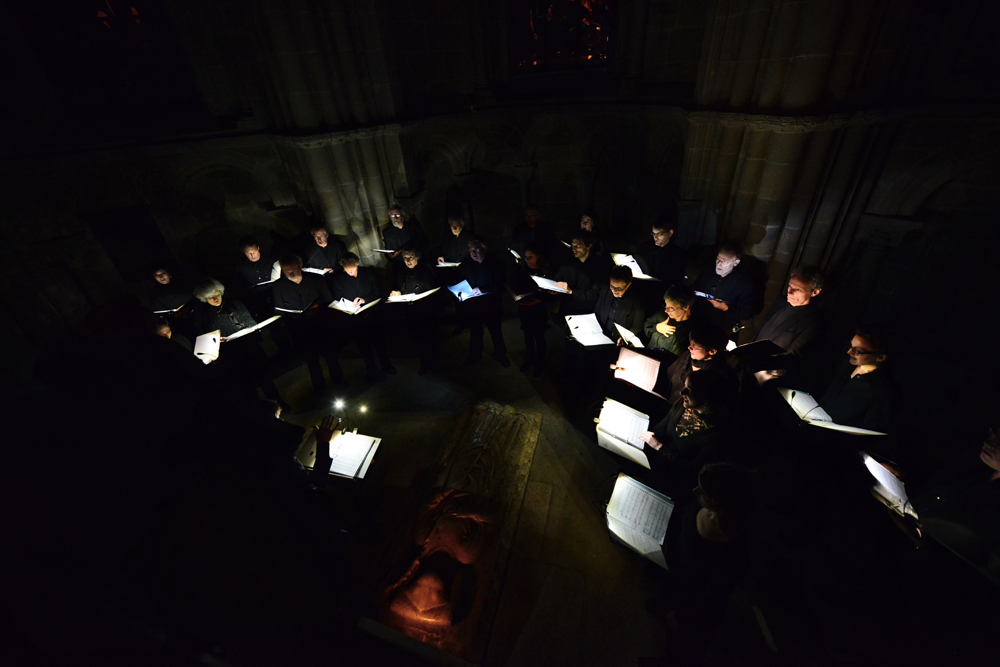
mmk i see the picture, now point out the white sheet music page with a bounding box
[614,347,660,393]
[615,323,644,348]
[606,516,667,568]
[607,474,673,543]
[863,454,909,510]
[193,330,221,365]
[565,313,614,346]
[531,275,569,293]
[329,432,377,478]
[777,388,832,422]
[597,399,648,448]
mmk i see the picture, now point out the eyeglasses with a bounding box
[571,243,586,250]
[651,231,668,238]
[848,346,875,356]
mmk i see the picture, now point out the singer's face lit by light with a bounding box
[469,242,486,263]
[449,220,464,237]
[523,250,540,270]
[786,276,821,307]
[281,263,302,281]
[389,209,404,228]
[154,269,171,285]
[402,253,419,269]
[689,340,713,361]
[609,278,630,297]
[580,215,595,232]
[312,230,329,247]
[243,245,261,261]
[343,262,359,277]
[206,291,223,307]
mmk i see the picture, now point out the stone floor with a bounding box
[273,313,671,666]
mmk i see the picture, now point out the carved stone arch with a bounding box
[170,149,288,209]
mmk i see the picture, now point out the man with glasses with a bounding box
[691,243,764,337]
[818,328,895,432]
[635,217,687,288]
[594,266,645,344]
[383,204,429,264]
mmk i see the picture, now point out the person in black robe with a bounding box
[509,245,552,377]
[235,236,278,319]
[148,267,192,314]
[665,322,738,406]
[569,211,606,256]
[639,368,740,502]
[389,244,441,375]
[272,254,345,394]
[749,265,824,384]
[191,279,283,404]
[154,318,193,353]
[330,253,396,380]
[458,236,509,367]
[437,215,473,265]
[633,216,687,315]
[383,204,429,265]
[302,225,347,277]
[691,244,764,338]
[594,266,645,344]
[654,463,753,660]
[551,230,613,314]
[510,204,561,263]
[820,328,896,432]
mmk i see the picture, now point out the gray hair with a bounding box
[194,279,225,303]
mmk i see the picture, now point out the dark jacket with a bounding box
[635,241,687,287]
[459,254,505,312]
[751,300,821,358]
[692,266,764,331]
[235,253,277,292]
[383,221,429,256]
[552,255,613,311]
[666,353,739,406]
[820,363,895,432]
[303,238,347,272]
[392,263,438,295]
[440,229,473,263]
[594,288,645,342]
[272,273,333,313]
[510,222,560,260]
[331,267,382,303]
[149,281,192,313]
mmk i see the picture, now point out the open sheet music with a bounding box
[329,431,381,479]
[606,474,674,569]
[693,290,715,300]
[372,248,394,254]
[275,306,305,314]
[329,298,381,314]
[448,280,487,301]
[302,267,326,275]
[613,347,663,396]
[565,313,614,346]
[610,253,659,281]
[387,287,440,303]
[193,330,221,365]
[531,275,569,293]
[596,399,650,468]
[509,249,521,261]
[778,388,886,435]
[436,261,461,268]
[225,315,282,341]
[863,453,917,518]
[615,323,644,348]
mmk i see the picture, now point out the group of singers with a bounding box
[143,202,999,658]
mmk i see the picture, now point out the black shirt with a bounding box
[510,222,559,259]
[235,253,276,291]
[149,282,192,313]
[392,263,437,295]
[383,221,429,256]
[820,364,895,432]
[644,312,699,357]
[593,288,645,342]
[635,241,687,287]
[751,300,820,358]
[272,273,333,313]
[459,255,505,310]
[440,230,473,263]
[331,267,382,303]
[552,255,613,309]
[691,266,764,330]
[303,238,347,272]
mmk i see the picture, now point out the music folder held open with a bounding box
[565,313,614,346]
[596,399,651,468]
[296,429,382,480]
[610,253,659,281]
[329,297,381,314]
[863,453,918,519]
[778,388,886,435]
[193,330,221,365]
[386,287,440,303]
[606,473,674,569]
[612,347,663,397]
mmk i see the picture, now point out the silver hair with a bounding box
[193,279,225,303]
